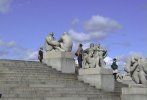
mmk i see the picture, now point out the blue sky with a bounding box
[0,0,147,68]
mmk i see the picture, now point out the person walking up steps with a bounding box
[75,44,83,68]
[111,58,118,80]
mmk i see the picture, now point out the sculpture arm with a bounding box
[58,38,63,42]
[130,62,138,73]
[83,48,89,53]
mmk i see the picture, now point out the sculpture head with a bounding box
[113,58,117,62]
[40,47,43,50]
[49,32,54,36]
[79,43,83,47]
[95,43,100,47]
[90,43,94,48]
[63,32,68,35]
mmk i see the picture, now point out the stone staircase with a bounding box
[0,59,126,100]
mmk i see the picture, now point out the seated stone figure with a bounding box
[125,56,147,85]
[45,32,60,52]
[45,32,73,52]
[82,43,107,68]
[58,32,73,52]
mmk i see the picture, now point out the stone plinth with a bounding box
[121,84,147,100]
[78,68,114,92]
[43,52,76,73]
[122,75,135,84]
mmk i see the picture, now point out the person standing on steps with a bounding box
[38,47,43,63]
[111,58,118,80]
[75,44,83,68]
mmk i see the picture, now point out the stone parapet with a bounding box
[78,68,114,92]
[121,84,147,100]
[43,52,76,73]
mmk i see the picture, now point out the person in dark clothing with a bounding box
[38,48,43,63]
[111,58,118,80]
[75,44,83,68]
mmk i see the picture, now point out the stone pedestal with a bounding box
[43,52,76,73]
[122,75,135,84]
[78,68,114,92]
[121,84,147,100]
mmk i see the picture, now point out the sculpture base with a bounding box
[78,68,114,92]
[122,75,135,84]
[121,84,147,100]
[43,52,76,73]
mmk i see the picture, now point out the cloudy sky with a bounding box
[0,0,147,70]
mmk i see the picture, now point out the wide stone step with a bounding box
[0,73,76,78]
[1,97,87,100]
[1,92,120,98]
[1,96,121,100]
[0,63,44,67]
[0,97,44,100]
[0,60,122,100]
[45,97,87,100]
[1,90,102,96]
[0,67,53,71]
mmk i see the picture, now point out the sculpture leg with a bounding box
[99,58,105,67]
[55,46,65,52]
[132,71,140,84]
[95,57,100,68]
[139,71,147,85]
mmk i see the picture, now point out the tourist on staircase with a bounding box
[111,58,118,81]
[75,44,83,68]
[38,47,43,63]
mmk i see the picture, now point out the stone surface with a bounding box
[125,56,147,85]
[78,68,114,92]
[44,32,73,52]
[0,59,122,100]
[121,85,147,100]
[43,52,76,73]
[82,43,107,69]
[122,75,135,84]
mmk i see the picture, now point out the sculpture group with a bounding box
[44,32,73,52]
[82,43,107,68]
[43,32,147,86]
[125,56,147,85]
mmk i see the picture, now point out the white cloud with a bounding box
[116,51,146,63]
[112,42,131,47]
[85,15,122,32]
[69,29,91,42]
[104,56,113,68]
[71,18,80,26]
[23,50,38,61]
[69,29,107,42]
[69,15,122,43]
[0,0,13,13]
[0,38,38,61]
[6,41,17,48]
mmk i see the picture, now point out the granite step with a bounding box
[0,60,122,100]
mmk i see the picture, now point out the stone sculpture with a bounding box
[125,56,147,85]
[44,32,73,52]
[58,32,73,52]
[82,43,107,68]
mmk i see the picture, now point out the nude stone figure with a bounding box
[58,32,73,52]
[82,43,96,68]
[44,32,73,52]
[82,43,107,68]
[45,32,60,52]
[125,56,147,85]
